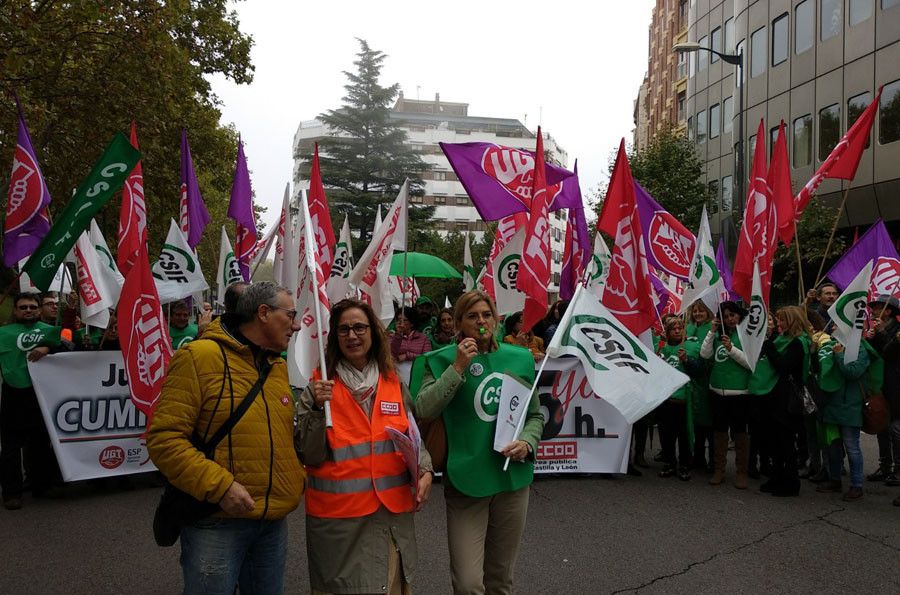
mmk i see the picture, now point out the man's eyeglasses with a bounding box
[17,305,39,311]
[337,323,370,337]
[42,301,59,307]
[270,306,298,321]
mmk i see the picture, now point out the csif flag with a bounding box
[584,232,612,300]
[4,99,51,268]
[327,215,354,303]
[482,213,526,300]
[463,231,477,291]
[25,133,141,291]
[494,228,527,316]
[89,219,125,296]
[228,138,258,281]
[215,226,244,306]
[828,260,873,364]
[736,261,769,372]
[516,127,551,332]
[680,205,722,314]
[151,219,209,303]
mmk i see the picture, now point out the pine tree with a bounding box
[298,39,431,252]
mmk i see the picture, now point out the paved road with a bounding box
[1,438,898,594]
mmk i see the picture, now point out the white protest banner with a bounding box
[152,219,209,304]
[29,352,157,481]
[494,228,526,316]
[494,373,532,452]
[828,260,873,364]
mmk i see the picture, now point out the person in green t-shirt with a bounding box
[411,290,542,595]
[167,300,198,349]
[685,300,715,472]
[0,293,63,510]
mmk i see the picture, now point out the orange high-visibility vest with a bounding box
[304,370,415,518]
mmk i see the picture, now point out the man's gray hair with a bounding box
[235,282,291,322]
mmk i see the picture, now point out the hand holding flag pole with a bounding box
[502,349,550,472]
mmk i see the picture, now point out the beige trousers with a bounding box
[444,484,531,595]
[311,540,411,595]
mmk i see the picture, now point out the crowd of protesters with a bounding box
[1,280,898,594]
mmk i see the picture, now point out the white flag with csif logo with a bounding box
[493,228,526,316]
[546,283,688,423]
[151,219,209,304]
[736,261,768,372]
[828,260,873,364]
[493,373,532,453]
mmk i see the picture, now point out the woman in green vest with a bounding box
[411,290,543,595]
[685,300,714,472]
[756,306,812,497]
[700,301,753,488]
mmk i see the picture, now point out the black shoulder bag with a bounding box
[153,348,272,547]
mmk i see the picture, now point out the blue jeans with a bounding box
[180,517,288,595]
[827,426,864,489]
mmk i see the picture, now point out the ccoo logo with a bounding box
[649,212,695,278]
[5,145,46,232]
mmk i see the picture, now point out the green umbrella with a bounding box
[390,252,462,279]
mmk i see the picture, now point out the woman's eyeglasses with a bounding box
[337,323,370,337]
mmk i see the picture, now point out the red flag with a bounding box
[118,242,173,425]
[116,122,147,277]
[516,127,551,332]
[600,140,656,336]
[308,143,336,279]
[482,213,527,300]
[853,227,859,245]
[770,121,793,245]
[792,87,882,228]
[734,119,777,305]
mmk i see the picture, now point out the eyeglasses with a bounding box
[337,323,370,337]
[270,306,298,321]
[42,301,59,307]
[17,305,39,311]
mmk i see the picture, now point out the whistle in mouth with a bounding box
[479,327,486,336]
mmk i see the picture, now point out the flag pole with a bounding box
[812,185,852,289]
[503,347,551,473]
[793,221,806,303]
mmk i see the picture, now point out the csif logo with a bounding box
[561,314,650,374]
[16,328,47,351]
[472,372,505,422]
[835,290,868,331]
[152,243,197,283]
[497,254,521,291]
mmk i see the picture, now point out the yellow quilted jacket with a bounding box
[147,318,305,519]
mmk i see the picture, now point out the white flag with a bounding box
[287,193,330,387]
[546,284,689,423]
[494,228,526,316]
[680,206,723,314]
[72,231,118,329]
[151,219,209,304]
[584,232,612,300]
[89,220,125,295]
[463,231,476,291]
[373,204,383,235]
[736,261,768,372]
[828,260,872,364]
[327,215,354,303]
[390,276,420,305]
[493,373,532,452]
[444,296,451,309]
[19,258,71,294]
[348,181,408,325]
[216,226,243,306]
[272,183,291,284]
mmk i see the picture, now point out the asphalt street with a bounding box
[1,437,898,595]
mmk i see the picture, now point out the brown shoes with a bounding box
[842,487,864,502]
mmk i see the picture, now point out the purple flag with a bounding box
[4,104,51,267]
[634,182,696,280]
[559,162,591,300]
[440,141,581,221]
[826,219,898,291]
[181,130,210,249]
[650,270,670,316]
[715,238,739,302]
[227,138,257,281]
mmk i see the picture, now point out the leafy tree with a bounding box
[410,228,493,307]
[297,38,431,254]
[0,1,255,285]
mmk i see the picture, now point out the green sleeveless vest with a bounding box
[420,343,536,498]
[657,341,698,402]
[708,330,750,392]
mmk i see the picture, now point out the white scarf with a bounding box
[336,359,380,409]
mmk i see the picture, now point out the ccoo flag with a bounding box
[227,138,258,281]
[634,182,696,280]
[179,130,211,249]
[4,100,51,267]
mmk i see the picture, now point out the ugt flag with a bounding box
[634,182,695,280]
[5,101,51,268]
[440,141,582,220]
[516,127,552,332]
[828,260,873,364]
[117,122,147,277]
[546,284,689,424]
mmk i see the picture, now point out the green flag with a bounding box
[23,133,141,290]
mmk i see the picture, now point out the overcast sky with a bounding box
[209,0,655,233]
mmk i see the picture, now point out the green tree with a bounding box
[298,38,431,254]
[0,1,255,284]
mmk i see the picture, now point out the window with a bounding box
[722,176,733,212]
[710,103,721,138]
[821,0,842,41]
[708,180,720,214]
[793,114,813,167]
[794,1,813,55]
[711,28,722,62]
[885,0,900,9]
[848,91,873,148]
[410,195,423,204]
[725,18,734,52]
[750,27,766,78]
[770,126,781,158]
[688,116,694,140]
[677,51,687,80]
[723,97,734,133]
[849,0,873,25]
[772,13,789,66]
[698,36,708,71]
[748,134,758,169]
[880,79,900,145]
[677,91,686,123]
[434,195,447,205]
[697,110,707,143]
[434,171,447,181]
[818,104,841,160]
[689,48,696,78]
[679,0,688,26]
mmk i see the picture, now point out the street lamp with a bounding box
[673,42,745,220]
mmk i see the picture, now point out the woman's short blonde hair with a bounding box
[776,305,812,338]
[454,290,500,350]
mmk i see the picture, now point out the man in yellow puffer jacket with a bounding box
[148,282,306,595]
